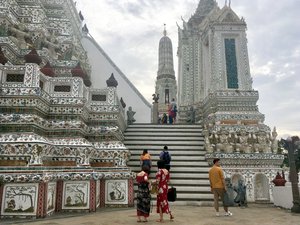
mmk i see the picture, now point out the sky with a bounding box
[75,0,300,139]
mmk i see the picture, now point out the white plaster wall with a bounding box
[81,35,152,123]
[272,183,300,209]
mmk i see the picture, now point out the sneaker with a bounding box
[224,211,233,216]
[216,212,220,217]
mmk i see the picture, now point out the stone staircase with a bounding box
[124,124,213,206]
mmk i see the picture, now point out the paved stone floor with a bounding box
[1,204,300,225]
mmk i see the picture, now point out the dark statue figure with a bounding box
[272,171,286,186]
[223,178,235,207]
[186,106,195,124]
[120,97,126,108]
[152,93,159,103]
[234,179,247,207]
[127,106,136,125]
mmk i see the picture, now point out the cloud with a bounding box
[76,0,300,138]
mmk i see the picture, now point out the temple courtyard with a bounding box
[1,204,299,225]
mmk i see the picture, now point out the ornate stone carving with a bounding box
[126,106,136,125]
[24,49,42,65]
[152,93,159,103]
[0,46,8,65]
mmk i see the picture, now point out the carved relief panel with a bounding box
[105,180,128,205]
[62,181,90,210]
[1,183,39,216]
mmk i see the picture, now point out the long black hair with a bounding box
[142,149,148,155]
[157,160,166,169]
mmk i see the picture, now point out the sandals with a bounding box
[156,219,164,223]
[169,212,174,220]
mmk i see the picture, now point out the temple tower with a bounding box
[177,0,265,130]
[177,0,283,204]
[0,0,135,218]
[155,25,177,115]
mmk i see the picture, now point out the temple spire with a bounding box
[189,0,217,25]
[155,26,177,115]
[157,25,174,77]
[195,0,217,15]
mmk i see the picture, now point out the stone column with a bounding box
[0,184,4,215]
[36,182,47,218]
[128,178,134,207]
[152,102,159,124]
[100,179,105,208]
[89,180,96,212]
[55,180,63,212]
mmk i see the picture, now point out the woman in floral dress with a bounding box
[136,165,151,222]
[155,160,174,222]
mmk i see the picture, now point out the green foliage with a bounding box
[280,136,300,172]
[296,148,300,172]
[281,155,289,168]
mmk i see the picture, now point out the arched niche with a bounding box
[254,173,270,202]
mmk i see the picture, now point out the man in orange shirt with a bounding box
[209,158,232,217]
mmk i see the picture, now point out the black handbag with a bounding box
[167,187,177,202]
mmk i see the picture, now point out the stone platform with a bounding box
[1,204,299,225]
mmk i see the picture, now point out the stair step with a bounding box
[173,186,211,192]
[130,155,206,161]
[125,136,203,141]
[127,161,208,167]
[125,132,203,137]
[124,140,204,145]
[177,193,213,199]
[129,166,209,173]
[125,124,212,205]
[132,173,209,179]
[129,151,206,155]
[170,173,209,179]
[133,186,210,192]
[168,179,210,185]
[127,124,202,129]
[127,146,204,150]
[140,193,213,201]
[168,167,209,173]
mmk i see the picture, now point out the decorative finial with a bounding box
[229,0,231,7]
[225,0,227,6]
[79,11,84,21]
[106,73,118,87]
[82,24,89,33]
[120,97,126,108]
[163,23,167,36]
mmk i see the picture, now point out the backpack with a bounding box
[162,151,171,164]
[173,105,177,112]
